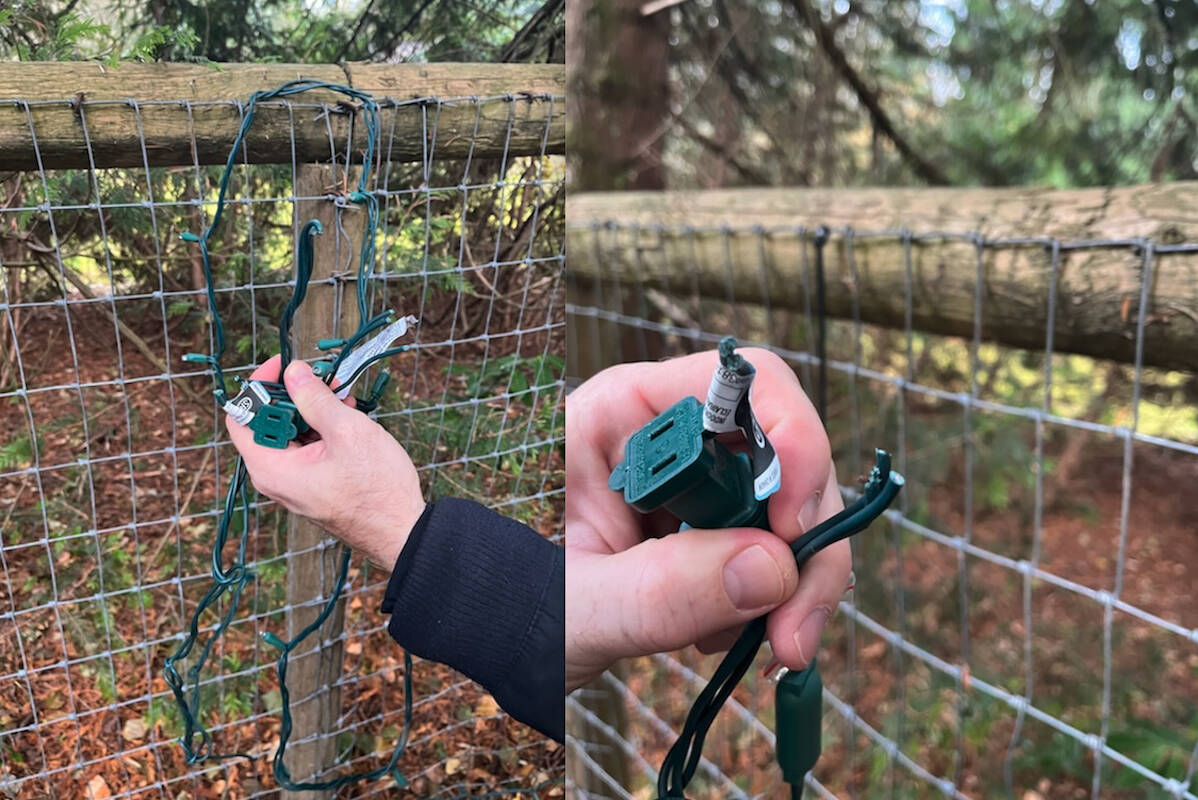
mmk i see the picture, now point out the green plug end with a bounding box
[775,664,822,787]
[608,396,766,530]
[717,335,751,374]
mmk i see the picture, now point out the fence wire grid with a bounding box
[565,220,1198,800]
[0,88,565,799]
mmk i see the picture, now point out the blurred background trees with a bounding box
[569,0,1198,190]
[0,0,564,64]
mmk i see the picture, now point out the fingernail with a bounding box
[722,545,784,611]
[794,605,831,667]
[798,490,822,532]
[285,360,315,386]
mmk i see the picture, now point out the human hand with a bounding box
[225,355,426,571]
[565,348,848,690]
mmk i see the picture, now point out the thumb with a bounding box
[598,528,798,660]
[283,360,356,437]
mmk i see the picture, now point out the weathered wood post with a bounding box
[282,163,361,799]
[564,1,670,788]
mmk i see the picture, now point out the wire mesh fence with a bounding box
[565,214,1198,800]
[0,75,565,799]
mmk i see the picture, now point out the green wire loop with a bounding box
[278,218,323,372]
[162,79,422,793]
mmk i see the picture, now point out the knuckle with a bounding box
[627,544,693,653]
[810,427,832,467]
[748,346,787,374]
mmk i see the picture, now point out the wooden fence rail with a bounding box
[0,61,564,170]
[567,184,1198,372]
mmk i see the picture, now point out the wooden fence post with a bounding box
[281,162,361,799]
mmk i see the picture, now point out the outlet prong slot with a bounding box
[649,418,675,440]
[652,453,678,475]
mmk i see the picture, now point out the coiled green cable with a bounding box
[164,79,415,792]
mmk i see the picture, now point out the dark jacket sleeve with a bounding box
[380,498,564,741]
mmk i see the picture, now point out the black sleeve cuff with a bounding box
[381,498,564,742]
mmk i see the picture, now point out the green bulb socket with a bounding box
[317,338,345,351]
[311,360,335,378]
[369,369,391,400]
[608,396,767,531]
[775,664,823,787]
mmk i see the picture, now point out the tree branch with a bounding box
[46,253,209,407]
[499,0,563,63]
[676,115,771,185]
[367,0,437,61]
[334,0,377,63]
[790,0,949,185]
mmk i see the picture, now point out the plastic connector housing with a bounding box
[775,664,822,787]
[608,397,767,530]
[250,404,298,448]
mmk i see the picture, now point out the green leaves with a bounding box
[0,5,197,64]
[166,299,194,319]
[1106,720,1198,790]
[447,352,564,397]
[0,433,34,471]
[125,25,199,63]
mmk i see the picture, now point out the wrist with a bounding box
[373,497,427,572]
[332,496,426,572]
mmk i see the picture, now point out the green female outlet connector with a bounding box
[610,383,832,800]
[250,404,298,448]
[608,396,768,531]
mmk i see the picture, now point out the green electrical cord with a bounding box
[609,339,902,800]
[162,79,417,792]
[656,451,903,800]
